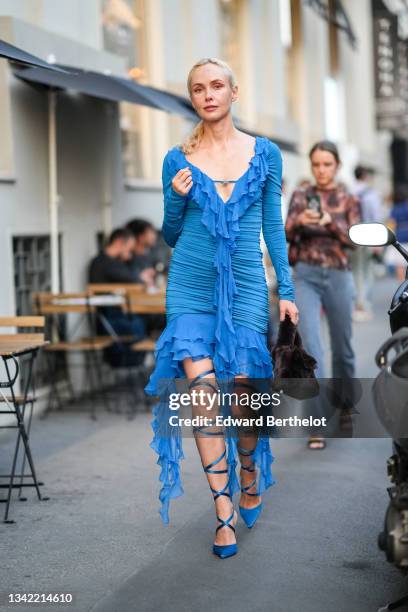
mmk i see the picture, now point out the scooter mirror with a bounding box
[348,223,396,247]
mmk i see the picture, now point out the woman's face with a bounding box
[189,63,237,122]
[310,149,339,189]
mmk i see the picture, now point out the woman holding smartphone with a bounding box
[145,58,297,559]
[285,141,361,450]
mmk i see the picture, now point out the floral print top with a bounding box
[285,184,361,270]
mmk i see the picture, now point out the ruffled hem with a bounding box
[145,313,272,396]
[144,313,276,525]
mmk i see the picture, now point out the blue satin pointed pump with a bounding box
[189,369,237,559]
[238,446,263,529]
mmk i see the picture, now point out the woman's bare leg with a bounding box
[183,356,237,547]
[232,374,262,510]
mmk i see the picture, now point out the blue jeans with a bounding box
[293,262,356,379]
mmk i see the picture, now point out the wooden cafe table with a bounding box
[127,288,166,315]
[0,336,49,523]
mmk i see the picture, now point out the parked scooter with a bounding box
[349,222,408,611]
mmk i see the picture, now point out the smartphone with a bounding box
[306,194,322,215]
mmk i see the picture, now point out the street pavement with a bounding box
[1,274,408,612]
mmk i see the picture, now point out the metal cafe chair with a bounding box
[87,283,151,417]
[0,316,49,523]
[32,292,112,420]
[128,289,166,415]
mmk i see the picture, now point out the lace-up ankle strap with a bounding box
[188,368,218,393]
[237,446,255,457]
[237,446,258,496]
[203,449,228,474]
[189,368,222,437]
[203,448,231,501]
[237,446,256,472]
[210,481,231,501]
[193,423,223,437]
[215,510,236,534]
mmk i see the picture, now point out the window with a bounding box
[324,0,345,141]
[13,235,63,316]
[283,0,303,123]
[219,0,243,76]
[324,76,345,140]
[101,0,145,70]
[13,235,64,387]
[328,0,339,77]
[101,0,151,180]
[120,101,146,179]
[219,0,246,116]
[279,0,293,48]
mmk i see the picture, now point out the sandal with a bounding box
[203,448,238,559]
[189,369,237,559]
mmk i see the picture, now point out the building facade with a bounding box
[0,0,395,317]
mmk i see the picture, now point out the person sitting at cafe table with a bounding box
[88,227,145,367]
[126,218,170,336]
[89,227,137,284]
[126,218,158,287]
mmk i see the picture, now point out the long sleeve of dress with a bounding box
[161,151,188,248]
[261,142,295,301]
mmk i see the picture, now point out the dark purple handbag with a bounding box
[271,315,319,399]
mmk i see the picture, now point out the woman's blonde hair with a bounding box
[181,58,237,155]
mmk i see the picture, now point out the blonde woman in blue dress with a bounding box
[145,58,298,559]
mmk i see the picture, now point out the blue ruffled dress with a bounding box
[144,136,295,524]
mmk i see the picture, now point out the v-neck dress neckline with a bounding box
[181,136,260,205]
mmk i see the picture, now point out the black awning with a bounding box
[117,79,198,121]
[12,63,198,119]
[0,39,68,71]
[13,64,163,109]
[12,63,296,151]
[303,0,357,48]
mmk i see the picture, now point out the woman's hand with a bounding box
[279,300,299,324]
[172,167,193,196]
[318,211,332,225]
[139,268,156,286]
[297,209,321,226]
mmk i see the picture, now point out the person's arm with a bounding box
[161,151,188,248]
[262,142,295,302]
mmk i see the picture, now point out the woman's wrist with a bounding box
[170,185,188,200]
[279,296,295,303]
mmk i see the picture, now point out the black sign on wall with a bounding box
[372,0,408,137]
